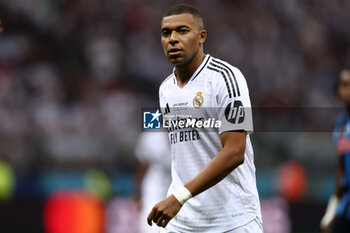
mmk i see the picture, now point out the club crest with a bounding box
[193,91,204,108]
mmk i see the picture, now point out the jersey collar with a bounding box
[190,54,211,82]
[172,54,211,85]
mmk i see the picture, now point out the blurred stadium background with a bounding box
[0,0,349,232]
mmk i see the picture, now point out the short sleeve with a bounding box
[216,67,253,134]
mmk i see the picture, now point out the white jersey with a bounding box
[159,54,262,232]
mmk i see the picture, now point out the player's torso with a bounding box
[160,71,222,171]
[334,115,350,192]
[161,73,216,106]
[161,72,219,132]
[334,114,350,219]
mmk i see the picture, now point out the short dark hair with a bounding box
[163,4,204,28]
[335,69,350,96]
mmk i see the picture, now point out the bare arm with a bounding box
[335,159,345,199]
[184,131,246,196]
[321,158,344,233]
[147,131,247,227]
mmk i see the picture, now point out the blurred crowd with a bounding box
[0,0,349,200]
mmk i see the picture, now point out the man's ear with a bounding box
[199,29,207,45]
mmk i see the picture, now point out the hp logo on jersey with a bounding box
[225,100,245,124]
[143,110,161,129]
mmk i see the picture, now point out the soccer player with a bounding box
[147,4,262,232]
[135,132,171,233]
[321,69,350,233]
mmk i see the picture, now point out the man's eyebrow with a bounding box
[176,25,190,29]
[161,25,190,31]
[161,27,170,32]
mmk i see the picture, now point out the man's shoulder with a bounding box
[206,56,241,77]
[160,73,175,89]
[205,56,248,99]
[334,111,347,130]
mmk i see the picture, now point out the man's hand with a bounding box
[321,221,333,233]
[320,195,338,233]
[147,195,182,228]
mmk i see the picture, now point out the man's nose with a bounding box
[169,31,178,45]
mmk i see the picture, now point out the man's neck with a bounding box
[175,52,205,88]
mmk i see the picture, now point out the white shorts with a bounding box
[159,217,263,233]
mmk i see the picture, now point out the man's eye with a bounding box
[180,29,188,34]
[162,31,170,36]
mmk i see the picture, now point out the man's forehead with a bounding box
[161,13,197,28]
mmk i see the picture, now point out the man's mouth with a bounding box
[168,48,182,56]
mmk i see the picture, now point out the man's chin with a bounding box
[168,56,185,65]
